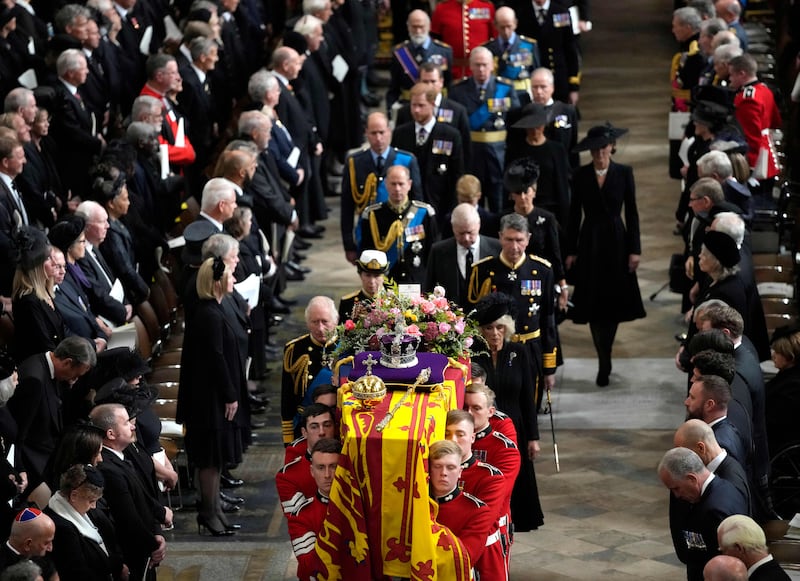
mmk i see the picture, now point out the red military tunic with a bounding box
[284,435,307,464]
[473,424,521,568]
[431,0,495,78]
[489,409,518,446]
[460,455,509,581]
[734,81,782,179]
[287,492,328,579]
[434,487,495,568]
[276,452,316,516]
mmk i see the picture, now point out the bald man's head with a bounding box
[703,555,748,580]
[8,508,55,557]
[674,418,722,464]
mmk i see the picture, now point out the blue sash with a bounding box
[395,46,421,84]
[468,82,512,130]
[384,204,428,268]
[355,151,413,247]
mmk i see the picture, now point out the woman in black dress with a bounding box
[470,293,543,531]
[177,257,245,536]
[566,124,645,386]
[765,325,800,457]
[507,104,571,227]
[11,226,65,362]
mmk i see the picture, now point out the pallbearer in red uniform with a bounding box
[464,383,521,569]
[431,0,496,78]
[287,438,340,579]
[428,440,496,574]
[445,410,509,580]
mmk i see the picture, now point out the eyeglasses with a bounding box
[689,196,705,202]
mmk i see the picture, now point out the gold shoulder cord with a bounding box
[467,268,493,305]
[283,343,311,396]
[368,212,405,252]
[350,157,378,215]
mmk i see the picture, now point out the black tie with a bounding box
[465,248,473,277]
[376,156,385,175]
[537,9,546,25]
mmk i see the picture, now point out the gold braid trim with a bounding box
[467,268,493,305]
[350,157,378,215]
[283,343,311,397]
[369,212,405,253]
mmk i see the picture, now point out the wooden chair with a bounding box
[136,300,162,357]
[153,382,180,400]
[762,520,790,542]
[765,314,798,334]
[768,540,800,571]
[148,283,172,339]
[154,269,179,326]
[755,265,795,284]
[147,365,180,385]
[133,316,151,363]
[762,298,799,316]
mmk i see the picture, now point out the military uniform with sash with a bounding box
[431,0,496,78]
[387,38,454,109]
[359,199,439,285]
[338,288,384,322]
[484,34,541,105]
[280,333,336,445]
[449,75,520,212]
[467,253,557,393]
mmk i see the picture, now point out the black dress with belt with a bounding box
[566,161,646,325]
[472,341,544,531]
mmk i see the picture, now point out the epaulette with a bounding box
[529,254,552,268]
[496,77,514,86]
[361,202,382,218]
[286,333,311,347]
[290,496,315,516]
[687,39,699,56]
[476,461,503,477]
[472,255,494,267]
[411,200,436,215]
[392,41,408,50]
[519,35,538,45]
[432,39,451,49]
[493,431,518,449]
[289,435,307,447]
[341,289,361,300]
[278,455,304,474]
[462,491,487,508]
[494,409,510,419]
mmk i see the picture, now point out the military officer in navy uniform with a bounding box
[341,112,423,264]
[449,47,520,214]
[387,9,454,112]
[467,213,557,407]
[338,250,389,322]
[508,0,581,105]
[484,6,541,105]
[359,165,439,285]
[281,296,338,445]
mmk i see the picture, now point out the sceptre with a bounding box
[376,367,431,432]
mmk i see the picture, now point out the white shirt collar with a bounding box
[102,445,125,461]
[273,71,290,87]
[45,351,55,380]
[706,449,727,473]
[699,472,715,497]
[190,62,206,84]
[748,555,774,577]
[199,211,223,231]
[0,173,13,192]
[60,78,79,96]
[415,117,436,136]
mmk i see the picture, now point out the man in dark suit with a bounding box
[0,131,28,295]
[425,203,500,308]
[685,374,749,474]
[0,508,56,574]
[48,49,104,196]
[674,419,751,516]
[90,403,167,581]
[718,514,792,580]
[659,447,748,581]
[341,112,422,264]
[392,82,464,225]
[74,200,133,327]
[9,337,96,491]
[507,0,581,105]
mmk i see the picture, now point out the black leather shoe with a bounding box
[294,238,311,250]
[297,227,323,239]
[220,473,245,488]
[224,523,242,531]
[248,393,267,406]
[268,297,290,314]
[287,260,311,274]
[220,491,244,504]
[220,499,241,512]
[276,295,297,306]
[285,267,305,281]
[292,251,307,262]
[311,224,326,234]
[251,419,267,429]
[268,315,283,327]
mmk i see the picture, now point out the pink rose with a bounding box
[420,301,436,315]
[433,297,448,309]
[465,337,473,348]
[406,324,422,336]
[344,320,356,331]
[454,320,465,334]
[438,322,451,334]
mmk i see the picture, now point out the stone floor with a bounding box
[154,0,726,578]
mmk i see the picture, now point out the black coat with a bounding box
[77,245,129,327]
[99,219,149,304]
[96,448,160,581]
[750,558,792,581]
[392,121,465,218]
[506,139,571,228]
[18,140,61,228]
[712,417,747,469]
[714,453,751,516]
[8,353,64,486]
[424,235,501,308]
[567,161,645,324]
[11,293,65,362]
[54,270,106,343]
[396,97,471,165]
[177,299,246,468]
[44,505,118,581]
